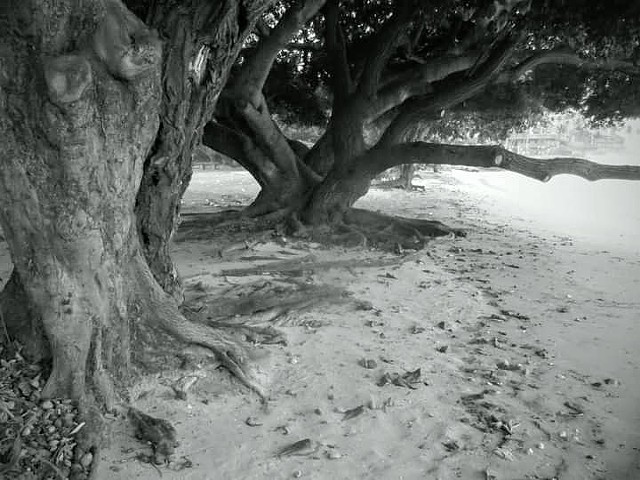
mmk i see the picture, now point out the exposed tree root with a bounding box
[298,207,465,251]
[164,277,360,402]
[139,206,462,401]
[176,209,289,243]
[155,308,270,400]
[131,254,357,401]
[217,253,425,276]
[184,279,351,327]
[132,256,271,400]
[343,208,465,250]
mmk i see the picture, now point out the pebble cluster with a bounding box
[0,346,91,480]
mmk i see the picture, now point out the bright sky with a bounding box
[453,120,640,253]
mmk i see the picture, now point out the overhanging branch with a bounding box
[284,41,323,52]
[515,49,639,77]
[255,17,272,37]
[497,48,640,82]
[358,142,640,183]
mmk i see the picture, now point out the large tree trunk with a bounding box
[301,91,371,224]
[0,0,165,403]
[136,0,270,301]
[0,0,274,422]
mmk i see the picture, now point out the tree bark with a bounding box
[0,0,274,414]
[0,270,47,360]
[379,34,518,146]
[0,0,163,403]
[300,1,410,223]
[207,0,326,217]
[136,0,272,301]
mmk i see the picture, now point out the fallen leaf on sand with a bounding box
[342,405,365,420]
[358,358,378,369]
[245,416,263,427]
[493,447,515,461]
[276,439,316,457]
[377,369,423,389]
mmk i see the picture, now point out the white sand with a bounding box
[2,167,637,480]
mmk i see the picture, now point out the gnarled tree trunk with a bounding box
[136,0,271,301]
[0,0,164,404]
[0,0,277,428]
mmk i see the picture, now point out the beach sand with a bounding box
[2,166,637,479]
[98,168,640,479]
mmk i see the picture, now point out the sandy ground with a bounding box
[2,167,639,479]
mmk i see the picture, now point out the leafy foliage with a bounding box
[260,0,639,136]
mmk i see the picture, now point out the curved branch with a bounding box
[284,41,323,52]
[202,122,250,164]
[379,33,519,145]
[234,0,326,104]
[380,53,479,90]
[366,53,480,123]
[498,48,640,82]
[203,122,277,187]
[357,142,640,183]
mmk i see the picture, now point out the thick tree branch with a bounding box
[379,33,519,145]
[284,41,323,52]
[356,2,411,98]
[234,0,326,105]
[202,122,276,187]
[324,0,352,103]
[237,96,303,174]
[206,108,321,188]
[367,53,480,123]
[202,122,247,163]
[497,48,640,82]
[380,53,479,89]
[358,142,640,183]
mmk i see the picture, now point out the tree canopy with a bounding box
[260,0,640,137]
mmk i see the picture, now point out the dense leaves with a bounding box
[258,0,639,137]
